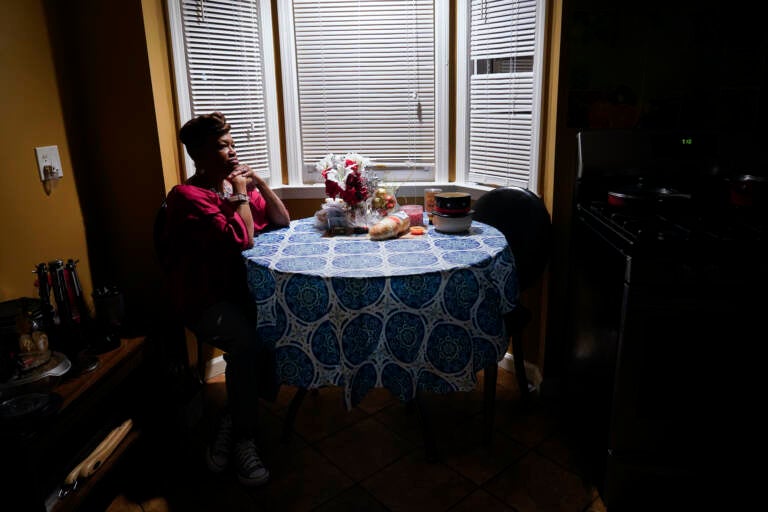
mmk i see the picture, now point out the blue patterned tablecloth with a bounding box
[243,217,518,408]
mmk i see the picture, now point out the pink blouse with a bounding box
[163,184,270,324]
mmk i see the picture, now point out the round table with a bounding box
[243,216,518,407]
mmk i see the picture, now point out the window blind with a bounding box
[292,0,436,180]
[177,0,270,176]
[467,0,542,188]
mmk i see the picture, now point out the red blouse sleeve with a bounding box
[168,185,252,250]
[248,188,270,233]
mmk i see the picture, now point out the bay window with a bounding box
[168,0,546,192]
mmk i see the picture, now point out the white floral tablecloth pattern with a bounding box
[243,217,518,408]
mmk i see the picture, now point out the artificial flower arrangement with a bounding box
[313,152,402,236]
[316,152,371,207]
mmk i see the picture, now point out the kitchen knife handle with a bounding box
[63,418,133,485]
[81,419,133,477]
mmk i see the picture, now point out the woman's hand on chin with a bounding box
[227,165,258,189]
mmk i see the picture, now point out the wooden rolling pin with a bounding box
[64,418,133,485]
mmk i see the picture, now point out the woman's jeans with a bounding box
[189,300,276,440]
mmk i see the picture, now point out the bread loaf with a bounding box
[369,211,410,240]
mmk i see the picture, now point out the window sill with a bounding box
[272,182,495,201]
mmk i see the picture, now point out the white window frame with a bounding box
[167,0,282,185]
[277,0,449,187]
[456,0,547,193]
[165,1,548,199]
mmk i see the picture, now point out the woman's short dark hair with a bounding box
[179,111,231,160]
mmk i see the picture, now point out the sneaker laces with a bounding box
[234,438,267,478]
[210,414,233,461]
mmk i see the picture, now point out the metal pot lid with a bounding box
[0,352,71,390]
[732,174,768,183]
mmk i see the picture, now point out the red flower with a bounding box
[319,154,370,207]
[340,187,358,205]
[325,180,342,199]
[329,170,368,206]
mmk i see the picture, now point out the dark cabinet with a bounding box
[0,338,147,512]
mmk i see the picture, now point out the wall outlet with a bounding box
[35,145,63,181]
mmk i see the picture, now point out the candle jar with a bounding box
[424,188,442,224]
[400,204,424,227]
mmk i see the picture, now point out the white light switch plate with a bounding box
[35,145,63,181]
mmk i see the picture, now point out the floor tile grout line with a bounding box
[299,406,384,447]
[444,486,515,512]
[334,442,419,486]
[532,443,595,484]
[354,451,482,512]
[474,430,603,511]
[309,484,393,512]
[301,414,422,485]
[529,426,603,490]
[434,464,482,511]
[302,443,419,511]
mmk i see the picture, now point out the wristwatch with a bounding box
[228,193,249,205]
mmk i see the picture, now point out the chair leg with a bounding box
[482,362,498,447]
[282,387,309,443]
[509,331,530,403]
[196,341,206,384]
[505,307,532,403]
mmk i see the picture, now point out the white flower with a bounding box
[344,152,369,172]
[327,168,342,185]
[315,153,335,173]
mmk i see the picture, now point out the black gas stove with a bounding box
[574,129,767,249]
[581,199,767,245]
[565,130,767,509]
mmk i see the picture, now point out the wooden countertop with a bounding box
[54,337,146,410]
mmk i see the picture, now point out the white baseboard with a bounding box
[204,355,227,380]
[498,352,543,390]
[203,352,540,389]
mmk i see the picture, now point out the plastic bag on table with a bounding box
[314,199,348,231]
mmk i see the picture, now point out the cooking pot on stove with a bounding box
[607,183,691,209]
[727,174,768,207]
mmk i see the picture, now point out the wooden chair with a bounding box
[153,202,285,439]
[152,202,208,383]
[473,186,552,441]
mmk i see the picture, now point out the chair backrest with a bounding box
[153,201,170,272]
[473,187,552,291]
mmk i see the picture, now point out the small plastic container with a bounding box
[424,188,442,223]
[399,204,424,227]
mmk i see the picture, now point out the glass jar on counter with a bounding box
[16,305,49,354]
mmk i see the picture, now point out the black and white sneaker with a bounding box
[233,438,270,486]
[205,414,233,473]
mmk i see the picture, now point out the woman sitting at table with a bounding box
[162,111,290,486]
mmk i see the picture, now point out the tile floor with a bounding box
[112,367,610,512]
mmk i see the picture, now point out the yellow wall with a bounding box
[0,0,92,302]
[141,0,184,194]
[42,0,170,333]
